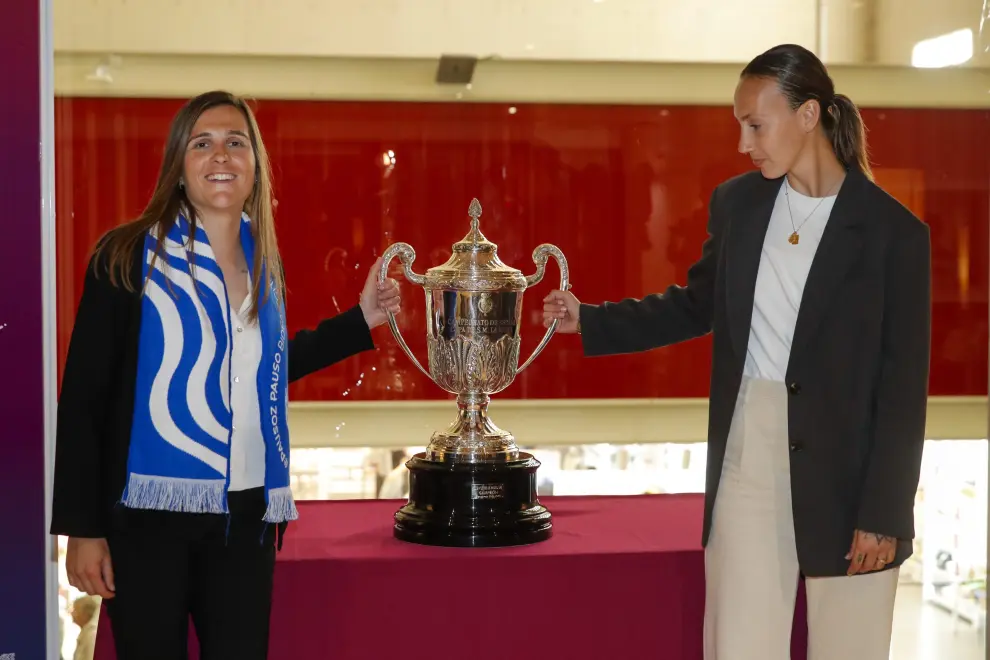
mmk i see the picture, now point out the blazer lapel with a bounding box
[789,169,867,359]
[725,175,780,360]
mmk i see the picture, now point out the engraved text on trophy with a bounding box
[427,289,522,394]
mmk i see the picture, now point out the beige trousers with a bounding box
[703,377,899,660]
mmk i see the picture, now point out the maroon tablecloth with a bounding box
[93,494,808,659]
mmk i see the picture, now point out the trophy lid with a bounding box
[424,199,528,291]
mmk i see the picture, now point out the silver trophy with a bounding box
[378,198,568,546]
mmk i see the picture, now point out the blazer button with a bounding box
[788,381,801,395]
[789,440,804,452]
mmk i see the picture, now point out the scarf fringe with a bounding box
[123,474,227,514]
[263,486,299,523]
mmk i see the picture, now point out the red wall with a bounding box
[55,98,989,401]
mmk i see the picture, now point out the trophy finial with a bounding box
[468,198,482,231]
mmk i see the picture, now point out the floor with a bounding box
[891,584,984,660]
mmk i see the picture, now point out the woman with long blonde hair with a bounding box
[51,90,401,659]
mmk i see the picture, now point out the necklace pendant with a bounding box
[788,232,800,245]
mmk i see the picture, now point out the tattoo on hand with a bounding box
[871,533,893,545]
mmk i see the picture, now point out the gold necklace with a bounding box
[784,178,841,245]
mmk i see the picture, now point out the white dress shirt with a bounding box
[228,279,267,491]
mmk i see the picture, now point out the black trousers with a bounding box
[104,488,281,660]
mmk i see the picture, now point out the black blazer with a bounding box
[50,232,376,540]
[579,169,932,577]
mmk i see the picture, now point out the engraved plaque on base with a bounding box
[378,199,569,547]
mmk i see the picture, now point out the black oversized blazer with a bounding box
[579,168,932,577]
[50,232,376,541]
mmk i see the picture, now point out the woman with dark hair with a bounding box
[51,90,402,659]
[544,44,931,659]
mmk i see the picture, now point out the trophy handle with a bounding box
[518,244,570,374]
[378,243,432,380]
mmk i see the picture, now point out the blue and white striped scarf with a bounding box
[120,213,298,523]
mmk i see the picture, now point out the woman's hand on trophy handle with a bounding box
[376,243,434,380]
[543,289,581,333]
[361,257,401,329]
[518,245,570,374]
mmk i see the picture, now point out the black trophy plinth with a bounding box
[393,452,553,547]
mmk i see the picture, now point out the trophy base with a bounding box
[393,452,553,547]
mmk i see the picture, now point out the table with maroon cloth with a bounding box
[93,493,809,659]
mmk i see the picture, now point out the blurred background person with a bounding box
[70,596,100,660]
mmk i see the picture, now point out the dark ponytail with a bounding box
[742,44,872,180]
[826,93,871,179]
